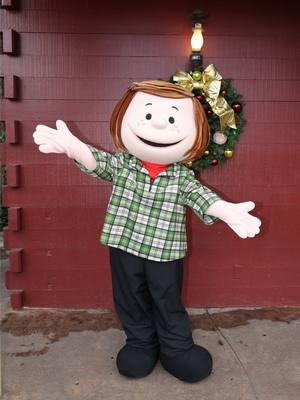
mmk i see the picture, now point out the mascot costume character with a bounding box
[33,80,261,383]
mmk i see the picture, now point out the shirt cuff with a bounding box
[201,195,223,225]
[72,144,100,176]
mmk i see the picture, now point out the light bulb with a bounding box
[191,23,203,52]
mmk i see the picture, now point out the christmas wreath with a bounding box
[170,64,246,170]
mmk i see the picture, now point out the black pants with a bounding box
[109,247,194,357]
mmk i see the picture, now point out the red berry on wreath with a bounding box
[206,109,213,117]
[211,159,218,166]
[196,94,205,103]
[232,102,242,113]
[221,90,227,96]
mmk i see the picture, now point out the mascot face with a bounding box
[121,91,197,164]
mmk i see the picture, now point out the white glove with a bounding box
[206,200,261,239]
[33,120,96,171]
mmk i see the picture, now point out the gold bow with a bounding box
[172,64,236,132]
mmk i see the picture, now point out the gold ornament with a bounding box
[192,70,202,81]
[224,149,234,159]
[172,64,237,132]
[204,150,210,156]
[184,160,194,168]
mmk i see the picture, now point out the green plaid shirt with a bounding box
[74,144,221,262]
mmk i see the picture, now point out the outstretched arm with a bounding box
[180,171,261,238]
[33,120,96,170]
[206,200,261,239]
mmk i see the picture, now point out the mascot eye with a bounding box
[145,113,152,120]
[169,116,175,124]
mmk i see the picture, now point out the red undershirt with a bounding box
[141,160,170,181]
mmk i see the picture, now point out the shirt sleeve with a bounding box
[180,170,223,225]
[73,144,119,182]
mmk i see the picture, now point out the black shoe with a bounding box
[160,344,213,383]
[116,344,160,378]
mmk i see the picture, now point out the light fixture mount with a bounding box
[190,9,209,71]
[191,9,209,25]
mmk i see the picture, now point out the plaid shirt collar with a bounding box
[126,153,182,178]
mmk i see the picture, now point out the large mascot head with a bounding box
[110,80,210,164]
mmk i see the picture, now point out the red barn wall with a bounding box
[1,0,300,308]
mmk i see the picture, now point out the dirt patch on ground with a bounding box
[190,307,300,330]
[0,309,122,343]
[6,346,50,357]
[1,307,300,343]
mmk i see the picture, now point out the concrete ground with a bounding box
[1,257,300,400]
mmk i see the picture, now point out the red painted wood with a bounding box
[0,0,15,9]
[10,290,24,309]
[9,248,23,272]
[10,247,109,269]
[1,0,300,308]
[0,143,5,164]
[2,29,16,54]
[184,287,300,308]
[8,206,21,231]
[5,120,19,144]
[5,267,112,291]
[6,164,20,187]
[1,56,300,80]
[3,75,18,99]
[7,32,300,59]
[16,289,112,309]
[0,2,299,36]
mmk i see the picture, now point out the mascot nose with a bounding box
[151,115,168,129]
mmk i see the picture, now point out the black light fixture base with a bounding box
[190,52,203,71]
[190,9,208,71]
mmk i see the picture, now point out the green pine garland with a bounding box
[170,72,246,171]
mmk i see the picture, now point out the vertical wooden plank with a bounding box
[5,121,20,144]
[1,0,16,9]
[9,248,23,272]
[7,164,21,187]
[8,207,22,231]
[2,29,17,54]
[4,76,18,100]
[10,290,24,309]
[0,143,5,164]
